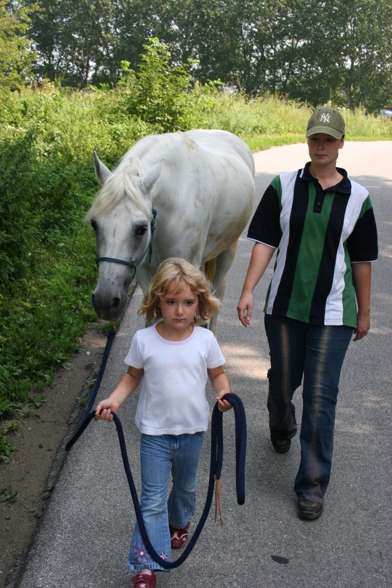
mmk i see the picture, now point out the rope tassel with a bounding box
[214,475,223,526]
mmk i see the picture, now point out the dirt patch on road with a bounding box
[0,327,107,588]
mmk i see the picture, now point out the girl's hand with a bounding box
[94,367,143,422]
[94,399,119,422]
[216,390,232,413]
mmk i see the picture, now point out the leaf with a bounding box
[0,485,18,504]
[271,555,289,564]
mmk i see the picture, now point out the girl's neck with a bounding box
[156,321,194,342]
[309,163,343,191]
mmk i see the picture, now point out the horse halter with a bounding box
[95,208,157,270]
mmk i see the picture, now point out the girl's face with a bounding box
[158,283,198,336]
[307,133,344,168]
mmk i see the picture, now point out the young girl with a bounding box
[95,258,232,588]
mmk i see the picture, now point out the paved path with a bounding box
[17,142,392,588]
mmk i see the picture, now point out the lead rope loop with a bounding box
[65,327,246,570]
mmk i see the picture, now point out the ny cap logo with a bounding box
[320,113,330,123]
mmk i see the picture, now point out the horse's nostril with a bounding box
[110,297,121,312]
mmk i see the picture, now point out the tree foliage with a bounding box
[3,1,392,111]
[121,38,195,132]
[0,0,36,89]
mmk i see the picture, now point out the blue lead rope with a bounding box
[66,393,246,569]
[79,326,116,425]
[65,327,247,570]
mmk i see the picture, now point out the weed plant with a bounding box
[188,89,312,138]
[1,66,391,460]
[186,89,392,148]
[0,85,156,425]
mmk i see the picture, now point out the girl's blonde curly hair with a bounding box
[138,258,221,324]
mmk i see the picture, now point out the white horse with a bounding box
[85,129,255,332]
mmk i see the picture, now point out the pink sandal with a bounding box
[131,569,157,588]
[169,521,190,549]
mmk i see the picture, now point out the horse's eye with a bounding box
[91,220,97,231]
[136,226,147,236]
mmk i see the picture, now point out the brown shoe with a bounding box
[298,499,323,520]
[169,521,190,549]
[270,434,291,454]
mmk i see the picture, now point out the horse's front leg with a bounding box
[135,265,156,328]
[209,241,238,334]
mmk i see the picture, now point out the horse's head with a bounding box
[86,152,162,321]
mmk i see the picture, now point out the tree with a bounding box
[26,0,116,87]
[60,0,116,87]
[0,0,36,89]
[21,0,392,110]
[335,0,392,112]
[123,38,194,132]
[281,0,392,112]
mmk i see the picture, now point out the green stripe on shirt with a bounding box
[287,185,334,322]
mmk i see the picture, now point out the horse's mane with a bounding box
[84,137,160,221]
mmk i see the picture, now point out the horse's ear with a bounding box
[139,158,165,195]
[93,151,112,186]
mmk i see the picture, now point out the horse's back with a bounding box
[128,129,254,180]
[124,129,255,260]
[184,129,255,178]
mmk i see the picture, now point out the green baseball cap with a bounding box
[306,106,345,140]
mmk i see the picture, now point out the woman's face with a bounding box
[307,133,344,167]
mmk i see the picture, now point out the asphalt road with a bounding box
[17,142,392,588]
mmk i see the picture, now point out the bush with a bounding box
[120,38,196,132]
[0,84,156,408]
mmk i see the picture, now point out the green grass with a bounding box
[243,133,305,151]
[187,91,313,136]
[188,91,392,148]
[1,226,97,401]
[1,83,391,461]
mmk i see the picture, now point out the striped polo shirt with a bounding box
[248,163,378,327]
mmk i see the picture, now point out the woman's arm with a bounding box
[94,366,144,421]
[352,262,372,341]
[208,366,232,412]
[237,242,275,327]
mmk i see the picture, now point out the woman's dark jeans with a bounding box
[264,314,353,504]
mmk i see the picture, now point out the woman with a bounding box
[237,106,378,520]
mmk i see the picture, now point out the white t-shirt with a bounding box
[124,324,225,435]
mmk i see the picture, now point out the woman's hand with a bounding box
[237,290,254,327]
[236,242,275,327]
[353,311,370,341]
[352,263,371,342]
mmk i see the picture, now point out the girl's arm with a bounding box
[352,262,372,341]
[208,366,232,412]
[237,242,275,327]
[94,366,144,422]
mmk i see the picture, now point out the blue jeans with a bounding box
[127,432,205,573]
[264,314,352,504]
